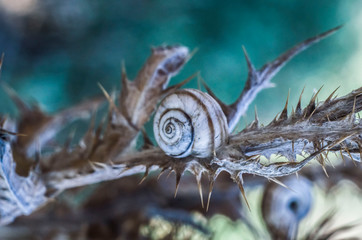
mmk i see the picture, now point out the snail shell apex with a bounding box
[153,89,228,158]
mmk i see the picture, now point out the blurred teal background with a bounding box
[0,0,361,126]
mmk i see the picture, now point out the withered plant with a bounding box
[0,26,361,239]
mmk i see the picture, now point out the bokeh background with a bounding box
[0,0,361,239]
[0,0,361,121]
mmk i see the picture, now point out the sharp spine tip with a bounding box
[206,178,215,212]
[174,172,182,198]
[236,175,251,212]
[242,45,256,73]
[139,167,149,185]
[325,86,340,102]
[279,90,290,121]
[196,175,204,209]
[296,86,305,115]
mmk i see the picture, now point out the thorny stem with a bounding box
[204,25,342,131]
[0,26,361,230]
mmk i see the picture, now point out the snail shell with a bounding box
[262,176,312,239]
[153,89,228,158]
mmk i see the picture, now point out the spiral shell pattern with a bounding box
[153,89,228,158]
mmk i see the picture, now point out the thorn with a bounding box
[120,60,131,102]
[317,152,329,177]
[324,149,331,157]
[303,107,310,119]
[88,161,97,171]
[166,169,174,179]
[196,174,204,209]
[310,85,323,104]
[0,128,25,136]
[318,148,324,166]
[1,82,30,113]
[321,164,329,178]
[330,133,356,149]
[206,178,215,212]
[199,75,217,99]
[340,149,346,166]
[248,105,259,129]
[174,172,182,198]
[139,167,149,185]
[268,112,280,126]
[345,146,357,165]
[98,83,119,113]
[117,166,131,176]
[108,159,115,167]
[235,174,251,211]
[163,71,199,95]
[157,167,168,180]
[279,89,290,121]
[246,154,260,161]
[257,25,342,102]
[187,47,199,62]
[92,161,108,168]
[242,46,256,73]
[141,128,154,149]
[351,157,358,167]
[324,152,333,168]
[302,86,321,118]
[325,86,340,102]
[296,86,305,115]
[269,177,291,190]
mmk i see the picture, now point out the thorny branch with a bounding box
[0,26,361,238]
